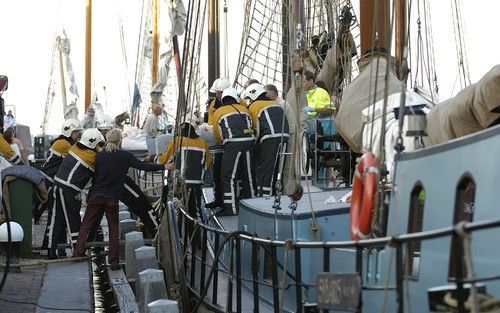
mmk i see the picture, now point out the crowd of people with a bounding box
[194,71,336,216]
[0,70,335,270]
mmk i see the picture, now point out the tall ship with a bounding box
[1,1,500,313]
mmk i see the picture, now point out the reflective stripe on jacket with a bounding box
[248,99,289,142]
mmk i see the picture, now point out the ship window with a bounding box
[448,176,475,280]
[405,184,425,279]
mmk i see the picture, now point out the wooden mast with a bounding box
[359,0,389,56]
[395,0,407,78]
[57,37,68,113]
[151,0,159,88]
[208,0,220,89]
[84,0,92,112]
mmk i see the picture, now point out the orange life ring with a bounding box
[350,152,379,240]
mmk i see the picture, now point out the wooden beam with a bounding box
[151,0,159,87]
[395,0,407,78]
[84,0,92,113]
[208,0,220,90]
[359,0,390,56]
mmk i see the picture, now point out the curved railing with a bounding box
[162,200,500,313]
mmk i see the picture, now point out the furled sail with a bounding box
[424,65,500,146]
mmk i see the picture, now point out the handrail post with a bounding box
[200,228,207,291]
[212,232,220,305]
[271,245,280,313]
[395,240,404,313]
[236,238,242,312]
[455,232,466,313]
[323,246,330,313]
[252,241,260,312]
[356,244,363,313]
[295,247,303,313]
[226,237,234,312]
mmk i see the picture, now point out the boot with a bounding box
[205,201,222,209]
[48,248,58,260]
[57,248,67,257]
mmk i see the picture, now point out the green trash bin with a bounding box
[7,178,33,257]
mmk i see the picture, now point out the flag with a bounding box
[132,83,142,111]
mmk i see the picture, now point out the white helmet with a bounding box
[62,119,82,137]
[184,115,200,127]
[209,77,230,93]
[80,128,105,149]
[221,87,240,102]
[0,221,24,242]
[244,83,266,101]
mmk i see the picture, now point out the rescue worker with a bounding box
[74,128,166,269]
[203,77,230,209]
[245,83,289,196]
[155,115,211,218]
[35,119,82,224]
[264,84,297,188]
[38,119,82,258]
[213,87,256,215]
[44,128,104,258]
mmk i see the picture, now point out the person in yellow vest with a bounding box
[244,83,289,196]
[44,128,105,259]
[213,87,256,215]
[35,119,82,225]
[203,77,230,209]
[302,71,336,183]
[155,115,212,218]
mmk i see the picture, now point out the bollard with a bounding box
[137,269,167,313]
[147,299,179,313]
[120,219,137,240]
[119,203,128,212]
[133,246,158,284]
[119,219,137,261]
[119,211,131,221]
[125,231,144,280]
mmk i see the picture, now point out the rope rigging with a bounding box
[450,0,471,91]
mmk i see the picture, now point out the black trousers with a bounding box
[256,138,287,196]
[212,149,223,204]
[121,175,159,236]
[43,185,82,250]
[222,140,256,214]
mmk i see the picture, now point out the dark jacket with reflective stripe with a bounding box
[248,99,289,143]
[54,143,96,192]
[0,134,21,165]
[213,104,255,145]
[41,136,74,181]
[156,133,212,185]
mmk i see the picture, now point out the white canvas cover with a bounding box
[335,57,403,153]
[362,91,432,181]
[425,65,500,146]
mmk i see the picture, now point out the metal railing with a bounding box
[166,201,500,313]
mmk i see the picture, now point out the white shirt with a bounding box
[3,115,16,130]
[142,113,159,137]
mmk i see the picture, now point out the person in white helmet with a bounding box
[245,83,289,196]
[74,128,167,269]
[213,87,256,215]
[153,114,211,219]
[35,119,82,225]
[204,77,230,209]
[43,128,105,259]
